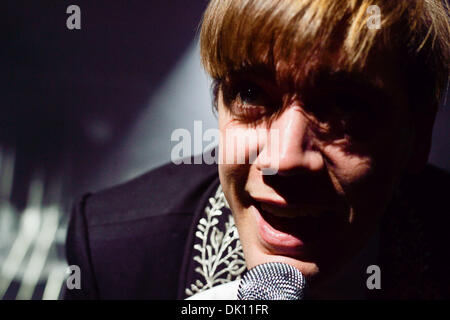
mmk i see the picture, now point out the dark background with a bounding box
[2,0,212,208]
[1,0,215,300]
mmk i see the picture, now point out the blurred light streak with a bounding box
[0,172,44,299]
[42,263,67,300]
[16,205,61,300]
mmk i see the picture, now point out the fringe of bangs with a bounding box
[200,0,449,105]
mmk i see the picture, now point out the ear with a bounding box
[406,104,438,174]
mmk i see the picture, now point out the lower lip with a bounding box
[252,205,306,255]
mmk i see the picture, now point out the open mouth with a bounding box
[253,200,342,256]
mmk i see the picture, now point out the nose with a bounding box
[256,105,324,175]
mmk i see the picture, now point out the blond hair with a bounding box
[200,0,450,109]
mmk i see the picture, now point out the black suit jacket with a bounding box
[64,160,450,300]
[64,159,221,299]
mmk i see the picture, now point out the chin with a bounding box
[241,242,322,281]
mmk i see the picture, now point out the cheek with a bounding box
[218,112,251,208]
[322,144,373,188]
[218,162,251,208]
[323,142,399,225]
[218,104,265,167]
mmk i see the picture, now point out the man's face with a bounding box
[217,60,415,285]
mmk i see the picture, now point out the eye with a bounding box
[238,82,264,105]
[222,79,273,121]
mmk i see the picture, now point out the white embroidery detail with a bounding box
[185,185,246,297]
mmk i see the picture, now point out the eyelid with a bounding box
[230,97,266,120]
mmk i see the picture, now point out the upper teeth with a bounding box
[260,203,320,218]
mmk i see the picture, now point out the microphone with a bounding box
[237,262,307,300]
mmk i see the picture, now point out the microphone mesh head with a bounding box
[237,262,306,300]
